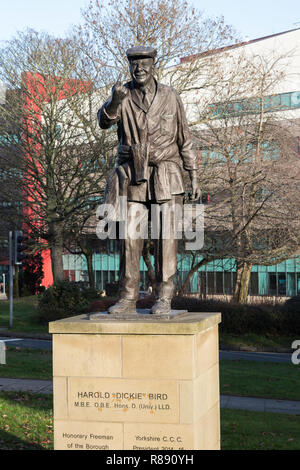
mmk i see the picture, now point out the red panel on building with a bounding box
[21,72,90,287]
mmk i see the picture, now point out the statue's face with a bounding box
[129,57,154,87]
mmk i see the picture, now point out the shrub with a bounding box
[283,295,300,313]
[105,282,119,297]
[37,280,100,323]
[89,298,116,312]
[86,293,299,336]
[171,296,299,336]
[280,296,300,334]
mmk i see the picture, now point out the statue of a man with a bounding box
[98,45,200,315]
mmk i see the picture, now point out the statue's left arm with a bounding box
[176,93,200,201]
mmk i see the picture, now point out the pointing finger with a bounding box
[116,73,122,84]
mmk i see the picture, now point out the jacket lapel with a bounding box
[147,82,165,116]
[130,85,148,113]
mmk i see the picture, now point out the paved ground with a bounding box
[0,337,52,350]
[0,377,53,394]
[0,377,299,415]
[220,395,300,415]
[220,350,292,363]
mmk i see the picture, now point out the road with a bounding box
[0,336,294,363]
[220,350,292,363]
[0,337,52,351]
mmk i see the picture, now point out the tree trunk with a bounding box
[178,258,209,296]
[78,238,95,289]
[85,250,95,289]
[49,222,65,283]
[233,262,252,304]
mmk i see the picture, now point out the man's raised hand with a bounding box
[111,75,128,106]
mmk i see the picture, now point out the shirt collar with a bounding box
[132,77,157,95]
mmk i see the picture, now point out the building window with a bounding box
[249,272,259,296]
[291,92,300,108]
[200,140,280,166]
[269,274,277,296]
[278,274,287,296]
[209,91,300,119]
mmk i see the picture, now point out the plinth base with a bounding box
[49,311,221,450]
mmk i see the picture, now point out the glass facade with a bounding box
[62,248,300,297]
[200,140,280,165]
[209,91,300,119]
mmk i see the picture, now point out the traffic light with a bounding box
[14,230,28,265]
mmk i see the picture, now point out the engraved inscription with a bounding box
[68,378,179,423]
[54,420,123,450]
[133,433,185,450]
[124,423,194,450]
[62,432,113,450]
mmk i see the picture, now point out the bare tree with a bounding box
[76,0,239,91]
[191,49,300,303]
[0,30,114,282]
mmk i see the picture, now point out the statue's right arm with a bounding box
[98,80,128,130]
[97,102,120,129]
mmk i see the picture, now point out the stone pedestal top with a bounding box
[49,311,221,335]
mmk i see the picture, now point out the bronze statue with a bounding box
[98,46,199,315]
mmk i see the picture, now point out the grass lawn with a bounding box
[220,332,294,351]
[0,392,53,450]
[0,347,52,380]
[220,360,300,401]
[221,409,300,450]
[0,296,48,335]
[0,391,299,450]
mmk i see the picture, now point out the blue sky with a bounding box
[0,0,88,41]
[0,0,299,42]
[192,0,300,40]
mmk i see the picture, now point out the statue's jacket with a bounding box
[98,79,198,217]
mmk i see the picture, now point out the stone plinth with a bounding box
[49,311,221,451]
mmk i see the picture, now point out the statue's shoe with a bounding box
[150,298,171,315]
[108,299,137,315]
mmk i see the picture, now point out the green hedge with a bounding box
[172,296,300,336]
[103,294,300,335]
[40,285,300,335]
[37,280,101,323]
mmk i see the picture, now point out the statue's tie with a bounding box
[142,91,151,110]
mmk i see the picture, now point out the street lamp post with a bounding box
[9,231,14,328]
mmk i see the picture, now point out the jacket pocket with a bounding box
[160,113,175,136]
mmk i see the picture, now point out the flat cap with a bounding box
[126,46,157,60]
